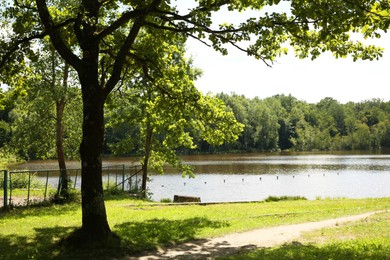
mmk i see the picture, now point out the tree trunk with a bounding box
[141,120,153,196]
[56,99,68,195]
[56,62,69,197]
[78,65,112,240]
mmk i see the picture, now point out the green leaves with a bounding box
[105,26,243,177]
[1,0,389,97]
[7,44,82,160]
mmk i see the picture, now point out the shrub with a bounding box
[264,195,307,202]
[103,181,125,195]
[50,187,81,204]
[160,198,172,203]
[0,172,43,189]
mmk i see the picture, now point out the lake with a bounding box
[9,152,390,203]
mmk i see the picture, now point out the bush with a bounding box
[264,195,307,202]
[50,187,81,204]
[103,181,125,195]
[0,171,43,189]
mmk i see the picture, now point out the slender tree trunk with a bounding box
[56,99,68,195]
[141,120,153,196]
[56,63,69,197]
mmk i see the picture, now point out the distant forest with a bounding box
[1,92,390,161]
[105,94,390,155]
[208,94,390,153]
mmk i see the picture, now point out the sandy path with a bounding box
[129,211,385,259]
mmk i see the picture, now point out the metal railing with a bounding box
[1,164,142,209]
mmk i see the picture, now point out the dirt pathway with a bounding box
[128,211,385,259]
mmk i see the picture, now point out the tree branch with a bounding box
[96,9,148,40]
[0,16,78,71]
[104,18,144,95]
[104,0,162,95]
[36,0,82,71]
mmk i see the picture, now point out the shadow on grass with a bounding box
[115,217,230,253]
[221,241,390,260]
[0,217,230,259]
[0,226,76,260]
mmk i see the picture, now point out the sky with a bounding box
[180,3,390,104]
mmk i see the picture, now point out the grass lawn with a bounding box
[220,211,390,259]
[0,196,389,259]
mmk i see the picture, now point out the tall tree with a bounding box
[1,0,389,242]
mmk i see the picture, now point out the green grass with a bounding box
[220,211,390,259]
[0,197,389,259]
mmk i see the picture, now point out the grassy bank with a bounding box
[0,196,389,259]
[220,210,390,259]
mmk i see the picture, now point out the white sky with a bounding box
[180,2,390,104]
[187,37,390,104]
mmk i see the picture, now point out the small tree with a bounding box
[9,45,82,198]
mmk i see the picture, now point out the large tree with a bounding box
[1,0,389,242]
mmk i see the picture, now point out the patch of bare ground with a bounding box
[126,211,386,260]
[0,196,45,207]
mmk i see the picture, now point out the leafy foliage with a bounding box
[6,47,82,160]
[105,31,243,178]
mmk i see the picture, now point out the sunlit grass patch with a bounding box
[222,241,390,260]
[301,211,390,243]
[219,211,390,260]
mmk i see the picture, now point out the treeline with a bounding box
[104,93,390,155]
[207,94,390,153]
[1,90,390,161]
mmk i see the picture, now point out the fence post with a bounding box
[9,172,12,206]
[74,169,78,189]
[27,171,31,206]
[44,171,49,201]
[122,164,125,191]
[3,170,8,209]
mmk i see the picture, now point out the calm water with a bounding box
[10,152,390,202]
[148,153,390,202]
